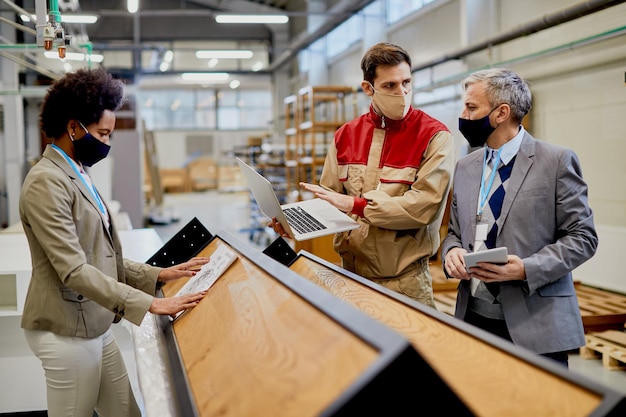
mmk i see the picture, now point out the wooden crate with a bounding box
[580,330,626,371]
[188,157,218,191]
[160,168,191,193]
[217,165,247,192]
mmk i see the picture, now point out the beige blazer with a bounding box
[19,145,161,338]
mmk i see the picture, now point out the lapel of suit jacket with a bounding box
[44,145,113,240]
[495,132,535,231]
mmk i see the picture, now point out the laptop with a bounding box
[236,157,359,241]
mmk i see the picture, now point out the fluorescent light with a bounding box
[195,50,253,59]
[127,0,139,14]
[215,14,288,24]
[207,58,218,68]
[21,14,99,24]
[181,72,229,82]
[61,14,99,24]
[44,51,104,62]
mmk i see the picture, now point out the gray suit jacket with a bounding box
[19,145,161,338]
[442,132,598,354]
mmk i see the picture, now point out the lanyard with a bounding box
[476,147,501,222]
[51,144,106,216]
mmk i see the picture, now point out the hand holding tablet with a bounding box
[463,247,508,273]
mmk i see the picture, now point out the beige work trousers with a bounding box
[24,327,141,417]
[351,257,436,309]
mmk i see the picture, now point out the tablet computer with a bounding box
[464,247,508,272]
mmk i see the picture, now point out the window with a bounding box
[387,0,435,25]
[136,88,271,130]
[326,16,362,59]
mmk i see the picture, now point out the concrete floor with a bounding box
[147,189,626,397]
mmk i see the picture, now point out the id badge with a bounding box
[475,221,489,242]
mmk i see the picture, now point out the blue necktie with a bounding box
[485,157,513,249]
[484,154,515,299]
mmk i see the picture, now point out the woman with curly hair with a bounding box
[19,67,209,417]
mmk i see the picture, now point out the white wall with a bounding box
[530,62,626,228]
[575,225,626,294]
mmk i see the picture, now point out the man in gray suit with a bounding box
[441,68,598,367]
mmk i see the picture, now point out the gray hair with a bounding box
[462,68,532,122]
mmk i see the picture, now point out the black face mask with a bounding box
[73,123,110,167]
[458,107,498,148]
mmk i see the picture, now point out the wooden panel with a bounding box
[159,233,454,416]
[289,252,626,417]
[162,239,374,416]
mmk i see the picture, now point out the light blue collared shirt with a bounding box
[487,125,525,166]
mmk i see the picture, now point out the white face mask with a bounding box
[370,84,413,120]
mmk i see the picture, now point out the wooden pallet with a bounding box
[580,330,626,370]
[575,283,626,332]
[430,281,626,333]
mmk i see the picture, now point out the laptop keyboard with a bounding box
[283,206,327,234]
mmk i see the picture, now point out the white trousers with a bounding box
[24,327,141,417]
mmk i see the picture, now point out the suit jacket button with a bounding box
[77,295,83,300]
[119,310,125,316]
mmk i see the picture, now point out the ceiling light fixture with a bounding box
[195,50,253,59]
[21,14,99,24]
[127,0,139,14]
[61,14,99,24]
[215,14,289,24]
[181,72,229,82]
[44,51,104,62]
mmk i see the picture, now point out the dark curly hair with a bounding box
[360,42,412,84]
[40,67,125,139]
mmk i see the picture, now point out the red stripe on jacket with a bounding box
[334,106,449,170]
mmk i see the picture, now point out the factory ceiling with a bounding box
[2,0,373,84]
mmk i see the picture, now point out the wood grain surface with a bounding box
[290,255,603,417]
[162,239,378,417]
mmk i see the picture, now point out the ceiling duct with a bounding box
[267,0,376,72]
